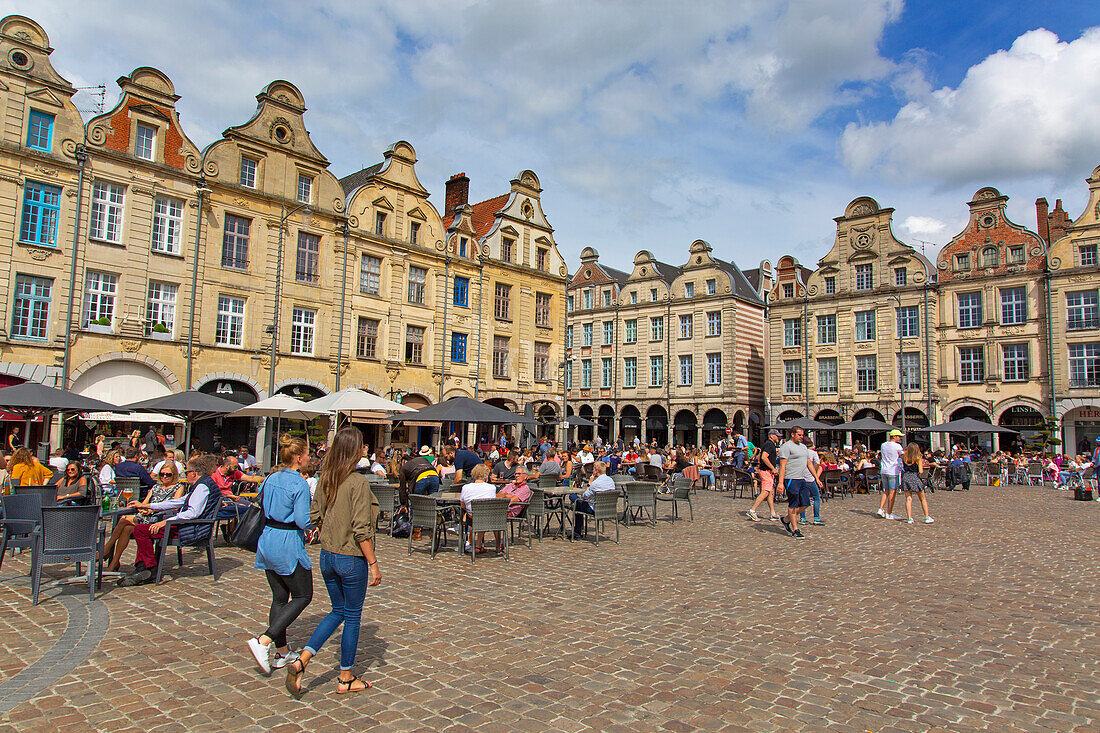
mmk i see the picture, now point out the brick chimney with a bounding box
[1035,198,1049,243]
[445,173,469,214]
[1049,199,1069,243]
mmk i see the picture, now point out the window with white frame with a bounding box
[493,336,509,377]
[1069,343,1100,387]
[583,289,593,309]
[650,355,663,387]
[782,283,794,298]
[898,352,920,390]
[824,276,835,294]
[784,360,801,394]
[817,314,836,344]
[11,275,51,340]
[625,319,637,343]
[407,266,427,304]
[567,294,574,312]
[406,325,425,364]
[239,157,257,188]
[855,263,873,291]
[215,295,244,346]
[582,323,592,347]
[679,314,693,339]
[565,325,573,349]
[83,271,117,327]
[360,255,381,295]
[650,288,658,302]
[1080,243,1098,267]
[685,282,695,298]
[134,123,156,160]
[222,214,250,269]
[151,197,183,254]
[89,181,125,242]
[897,305,919,338]
[494,282,511,320]
[602,357,613,387]
[679,354,693,386]
[602,320,613,345]
[535,343,550,381]
[706,352,721,385]
[1002,343,1029,382]
[854,310,876,341]
[706,311,721,336]
[580,358,591,388]
[958,291,983,328]
[375,212,386,236]
[1000,287,1027,324]
[1067,290,1099,330]
[783,318,801,347]
[295,232,320,283]
[959,346,984,383]
[630,290,638,304]
[290,307,315,355]
[817,358,837,393]
[894,267,907,286]
[624,357,637,387]
[297,173,312,204]
[19,181,61,246]
[357,317,379,359]
[855,354,877,392]
[650,316,664,342]
[706,278,716,295]
[602,290,612,307]
[145,281,177,336]
[410,221,421,245]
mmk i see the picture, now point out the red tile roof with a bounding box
[444,193,510,239]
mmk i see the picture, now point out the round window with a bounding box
[10,50,30,69]
[981,214,995,227]
[273,125,289,142]
[584,269,591,279]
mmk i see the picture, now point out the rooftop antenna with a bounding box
[75,84,106,116]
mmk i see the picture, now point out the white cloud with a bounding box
[841,27,1100,185]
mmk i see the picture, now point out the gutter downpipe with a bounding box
[439,255,451,403]
[61,144,87,390]
[334,219,349,392]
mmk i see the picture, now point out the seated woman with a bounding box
[56,461,90,506]
[103,462,185,572]
[10,447,53,486]
[459,463,499,553]
[559,451,575,487]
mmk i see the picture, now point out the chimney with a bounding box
[445,173,469,214]
[1035,198,1049,243]
[1049,199,1069,244]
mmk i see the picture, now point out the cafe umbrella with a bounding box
[0,382,120,451]
[917,417,1018,451]
[392,396,537,447]
[121,390,245,452]
[832,417,896,447]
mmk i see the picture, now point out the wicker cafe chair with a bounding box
[408,494,447,559]
[0,492,42,570]
[32,506,102,605]
[13,485,57,508]
[655,482,693,522]
[572,490,620,545]
[521,488,548,543]
[468,498,510,563]
[154,515,218,585]
[536,476,559,489]
[623,481,656,526]
[371,484,399,536]
[114,476,143,502]
[506,495,533,549]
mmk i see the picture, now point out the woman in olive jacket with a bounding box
[285,427,381,697]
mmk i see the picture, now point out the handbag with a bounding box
[229,482,300,552]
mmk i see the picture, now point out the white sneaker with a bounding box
[886,513,902,521]
[746,509,760,521]
[924,517,935,524]
[247,637,271,675]
[875,508,886,518]
[272,649,299,670]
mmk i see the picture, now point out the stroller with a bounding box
[944,461,971,491]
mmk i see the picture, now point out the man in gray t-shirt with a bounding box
[776,426,813,538]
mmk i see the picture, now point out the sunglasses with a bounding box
[159,472,175,478]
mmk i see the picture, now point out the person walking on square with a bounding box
[900,442,934,524]
[247,434,314,675]
[876,429,905,520]
[799,438,825,526]
[746,429,781,521]
[285,428,381,698]
[776,427,812,539]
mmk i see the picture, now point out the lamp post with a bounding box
[559,356,572,448]
[890,293,906,436]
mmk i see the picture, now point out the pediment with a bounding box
[26,87,64,108]
[128,103,171,121]
[407,206,427,221]
[371,196,394,212]
[886,254,911,266]
[534,235,553,247]
[846,250,878,264]
[500,225,520,237]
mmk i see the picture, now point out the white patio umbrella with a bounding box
[229,393,331,421]
[306,388,413,416]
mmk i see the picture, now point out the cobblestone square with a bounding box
[0,485,1097,732]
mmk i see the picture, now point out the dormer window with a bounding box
[685,282,694,298]
[239,157,258,188]
[854,263,873,291]
[502,237,514,262]
[824,276,836,294]
[1009,245,1025,264]
[783,283,794,298]
[27,110,54,153]
[955,253,970,271]
[706,278,716,295]
[297,174,312,204]
[536,247,548,271]
[134,123,156,161]
[650,288,658,302]
[894,267,907,286]
[1079,243,1097,267]
[375,212,386,236]
[981,247,999,268]
[630,290,638,304]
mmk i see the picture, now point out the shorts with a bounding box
[759,470,774,495]
[882,474,900,493]
[785,478,812,509]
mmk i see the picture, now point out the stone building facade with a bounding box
[766,197,938,446]
[0,14,566,452]
[566,241,767,447]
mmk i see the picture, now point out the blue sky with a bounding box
[15,1,1100,273]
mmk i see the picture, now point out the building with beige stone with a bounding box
[766,197,937,446]
[566,241,767,447]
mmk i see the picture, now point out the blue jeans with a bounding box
[698,469,714,488]
[412,475,439,495]
[799,481,821,521]
[217,499,251,521]
[733,452,746,468]
[304,550,368,670]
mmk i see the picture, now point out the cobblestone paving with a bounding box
[0,484,1097,732]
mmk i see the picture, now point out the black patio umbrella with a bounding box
[0,382,120,452]
[833,417,895,433]
[917,417,1017,451]
[122,390,246,451]
[766,417,834,432]
[393,397,538,425]
[558,415,597,427]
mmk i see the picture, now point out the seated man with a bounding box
[213,454,263,532]
[498,467,532,518]
[568,461,617,538]
[119,454,221,586]
[237,444,259,472]
[537,452,561,482]
[114,446,155,499]
[460,463,499,553]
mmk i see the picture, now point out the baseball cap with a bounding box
[888,429,904,437]
[768,428,781,437]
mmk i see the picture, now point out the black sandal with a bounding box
[335,674,371,694]
[284,658,306,698]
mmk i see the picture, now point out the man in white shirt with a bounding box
[49,449,69,474]
[877,430,905,520]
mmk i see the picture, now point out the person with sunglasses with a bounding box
[56,461,90,506]
[103,462,185,572]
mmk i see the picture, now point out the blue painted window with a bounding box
[19,181,61,245]
[27,110,53,152]
[453,276,469,307]
[451,332,467,363]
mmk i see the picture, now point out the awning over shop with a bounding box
[83,411,183,424]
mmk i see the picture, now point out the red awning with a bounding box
[0,412,41,422]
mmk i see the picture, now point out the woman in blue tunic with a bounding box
[247,434,313,675]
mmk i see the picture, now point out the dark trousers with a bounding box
[264,564,314,649]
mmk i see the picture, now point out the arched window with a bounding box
[981,247,999,268]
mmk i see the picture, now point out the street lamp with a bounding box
[559,356,573,447]
[890,293,907,436]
